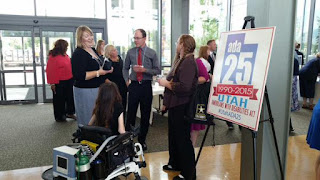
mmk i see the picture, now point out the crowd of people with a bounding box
[45,25,320,179]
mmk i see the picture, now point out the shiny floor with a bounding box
[0,135,317,180]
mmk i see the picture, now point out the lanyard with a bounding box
[91,51,103,68]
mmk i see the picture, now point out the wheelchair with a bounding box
[71,125,147,180]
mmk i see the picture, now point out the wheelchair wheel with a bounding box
[134,172,141,180]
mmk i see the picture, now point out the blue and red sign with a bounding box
[207,27,276,131]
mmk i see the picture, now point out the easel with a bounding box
[242,16,284,180]
[193,116,216,165]
[194,16,284,180]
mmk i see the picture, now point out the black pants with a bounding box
[168,103,196,180]
[126,81,152,143]
[52,79,75,121]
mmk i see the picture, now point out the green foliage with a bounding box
[313,16,320,54]
[194,18,219,47]
[190,24,194,31]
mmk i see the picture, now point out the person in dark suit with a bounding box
[295,42,304,65]
[207,39,217,75]
[207,39,234,130]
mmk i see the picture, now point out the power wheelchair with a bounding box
[48,125,147,180]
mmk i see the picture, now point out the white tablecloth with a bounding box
[136,83,164,124]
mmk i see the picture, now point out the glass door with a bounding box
[39,28,75,103]
[0,27,38,104]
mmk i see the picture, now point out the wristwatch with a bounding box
[96,70,100,77]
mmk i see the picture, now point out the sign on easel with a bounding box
[207,27,276,131]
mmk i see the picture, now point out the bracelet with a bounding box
[96,70,100,77]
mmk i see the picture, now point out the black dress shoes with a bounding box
[173,175,185,180]
[162,164,180,171]
[141,142,147,151]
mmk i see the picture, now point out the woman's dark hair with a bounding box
[92,82,122,128]
[49,39,68,57]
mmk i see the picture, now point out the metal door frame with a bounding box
[0,15,106,104]
[39,27,76,103]
[0,25,38,104]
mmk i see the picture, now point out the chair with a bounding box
[72,125,146,180]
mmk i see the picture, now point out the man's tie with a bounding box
[137,48,143,82]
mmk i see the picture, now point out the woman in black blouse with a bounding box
[89,82,125,135]
[71,25,113,126]
[104,44,128,114]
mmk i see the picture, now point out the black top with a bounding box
[71,47,107,88]
[295,49,304,65]
[299,58,320,80]
[106,56,127,94]
[293,58,299,76]
[110,102,124,135]
[208,53,215,74]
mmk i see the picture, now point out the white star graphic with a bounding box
[198,106,205,113]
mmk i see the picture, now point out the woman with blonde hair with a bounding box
[159,34,198,180]
[71,25,113,126]
[104,44,128,114]
[95,40,105,57]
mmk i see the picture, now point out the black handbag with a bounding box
[187,82,211,123]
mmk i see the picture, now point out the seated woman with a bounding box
[89,82,126,135]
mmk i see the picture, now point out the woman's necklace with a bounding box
[84,47,102,66]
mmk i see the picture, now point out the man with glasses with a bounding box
[123,29,160,151]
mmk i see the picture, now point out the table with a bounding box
[136,82,164,125]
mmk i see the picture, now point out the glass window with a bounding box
[0,0,34,16]
[295,0,305,46]
[230,0,247,31]
[311,0,320,55]
[0,30,33,71]
[301,0,311,56]
[36,0,105,18]
[189,0,228,49]
[107,0,159,60]
[162,0,171,67]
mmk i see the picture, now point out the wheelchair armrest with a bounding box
[79,124,113,136]
[77,125,114,145]
[110,132,132,146]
